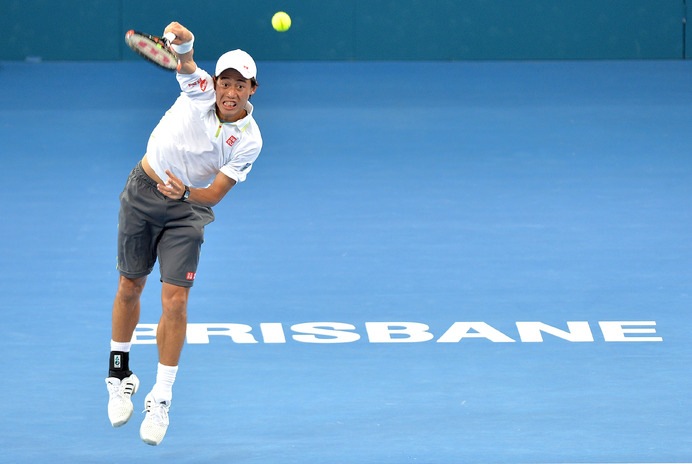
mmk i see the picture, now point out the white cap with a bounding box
[215,49,257,80]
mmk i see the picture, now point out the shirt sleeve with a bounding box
[219,135,262,183]
[176,68,215,111]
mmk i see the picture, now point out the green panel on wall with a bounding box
[354,0,683,60]
[686,0,691,58]
[121,0,356,62]
[2,0,121,60]
[0,0,686,61]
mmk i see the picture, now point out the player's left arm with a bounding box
[158,170,236,207]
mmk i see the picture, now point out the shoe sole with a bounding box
[111,414,132,428]
[141,436,162,446]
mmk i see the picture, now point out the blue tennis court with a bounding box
[1,58,691,463]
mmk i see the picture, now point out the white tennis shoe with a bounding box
[105,374,140,427]
[140,392,170,446]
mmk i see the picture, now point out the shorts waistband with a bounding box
[133,161,159,188]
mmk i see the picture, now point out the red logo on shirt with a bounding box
[226,135,237,147]
[187,78,207,91]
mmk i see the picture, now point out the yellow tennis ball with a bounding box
[272,11,291,32]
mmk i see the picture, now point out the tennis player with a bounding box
[105,22,262,446]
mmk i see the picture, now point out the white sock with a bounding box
[110,340,132,352]
[152,363,178,403]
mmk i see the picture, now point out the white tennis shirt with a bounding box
[146,68,262,189]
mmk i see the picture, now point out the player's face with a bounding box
[214,69,256,122]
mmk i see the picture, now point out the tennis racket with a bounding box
[125,30,178,71]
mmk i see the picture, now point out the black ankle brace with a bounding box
[108,351,132,380]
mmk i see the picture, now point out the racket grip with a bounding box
[163,32,176,44]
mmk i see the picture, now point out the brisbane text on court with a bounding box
[131,320,662,344]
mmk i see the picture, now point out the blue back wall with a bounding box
[2,0,687,61]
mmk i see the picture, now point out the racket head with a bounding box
[125,30,178,71]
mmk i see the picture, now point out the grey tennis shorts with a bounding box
[117,162,215,287]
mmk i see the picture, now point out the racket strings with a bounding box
[125,30,178,71]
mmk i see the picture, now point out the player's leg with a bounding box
[109,274,147,378]
[111,161,162,354]
[157,282,190,366]
[140,282,189,445]
[151,200,213,370]
[106,275,147,427]
[107,162,162,427]
[112,275,148,347]
[139,200,213,445]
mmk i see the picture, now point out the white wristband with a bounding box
[170,33,194,54]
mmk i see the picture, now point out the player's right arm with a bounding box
[164,22,197,75]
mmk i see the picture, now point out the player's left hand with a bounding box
[158,169,187,200]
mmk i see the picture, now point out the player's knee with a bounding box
[117,276,147,301]
[161,285,189,318]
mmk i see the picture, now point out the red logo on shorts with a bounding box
[186,272,196,281]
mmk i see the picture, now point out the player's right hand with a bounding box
[164,22,193,44]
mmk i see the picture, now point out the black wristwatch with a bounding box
[180,185,190,201]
